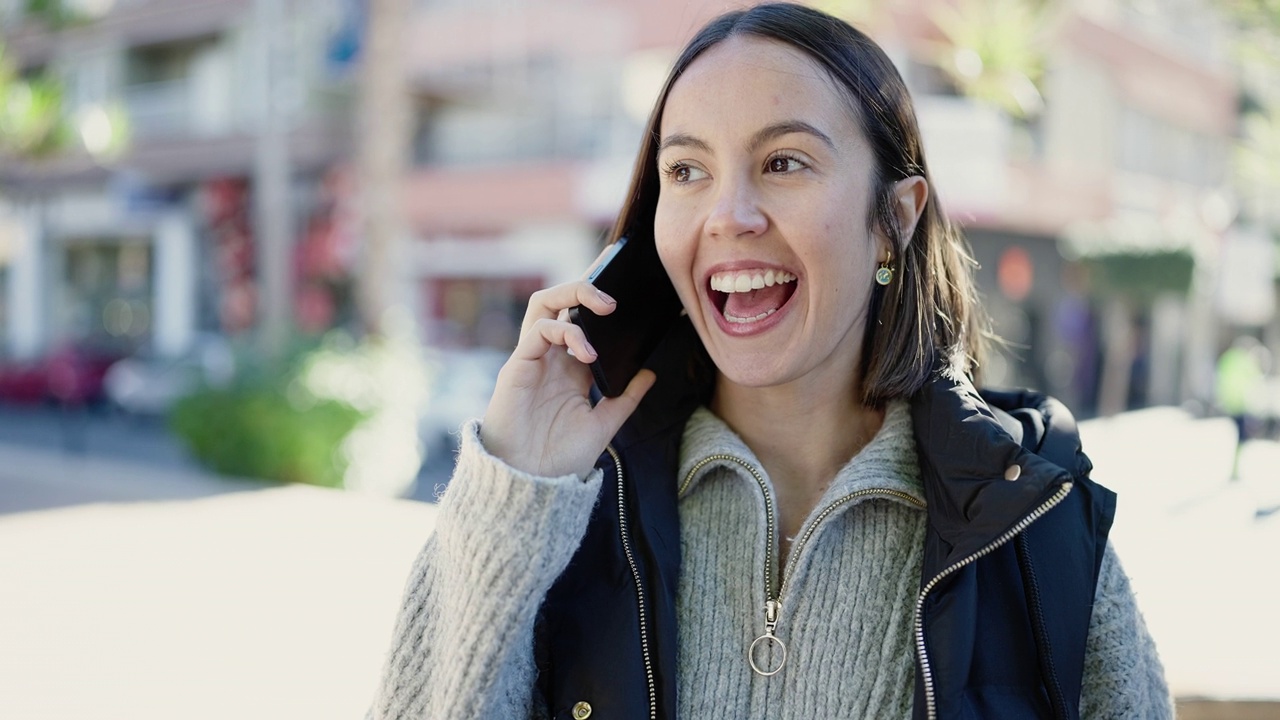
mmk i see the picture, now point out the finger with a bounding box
[521,281,618,336]
[512,318,598,364]
[591,369,658,433]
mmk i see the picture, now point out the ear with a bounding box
[891,176,928,252]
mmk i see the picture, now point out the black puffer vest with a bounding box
[534,323,1116,720]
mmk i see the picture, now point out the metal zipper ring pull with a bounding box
[748,633,787,676]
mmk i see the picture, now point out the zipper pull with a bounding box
[748,599,787,676]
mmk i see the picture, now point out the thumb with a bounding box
[591,369,658,437]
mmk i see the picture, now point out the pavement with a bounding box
[1076,409,1280,703]
[0,403,1277,719]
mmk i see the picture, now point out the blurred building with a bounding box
[883,0,1256,416]
[405,0,731,349]
[3,0,1276,417]
[0,0,355,362]
[407,0,1278,416]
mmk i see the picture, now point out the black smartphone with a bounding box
[568,235,684,398]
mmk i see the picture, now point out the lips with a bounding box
[707,267,798,328]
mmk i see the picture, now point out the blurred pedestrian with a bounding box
[1216,335,1269,480]
[369,4,1170,719]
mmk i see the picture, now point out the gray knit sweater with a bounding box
[370,402,1173,719]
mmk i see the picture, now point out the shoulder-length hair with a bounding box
[610,2,988,405]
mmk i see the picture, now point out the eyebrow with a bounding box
[656,120,836,156]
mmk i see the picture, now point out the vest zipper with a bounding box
[607,446,658,720]
[680,454,926,678]
[913,481,1074,720]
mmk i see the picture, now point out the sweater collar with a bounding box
[676,399,925,509]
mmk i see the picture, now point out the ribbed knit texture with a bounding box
[368,404,1173,719]
[674,401,926,718]
[368,420,600,720]
[1080,550,1176,718]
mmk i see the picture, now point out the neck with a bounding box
[710,370,885,496]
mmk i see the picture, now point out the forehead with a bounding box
[660,35,862,144]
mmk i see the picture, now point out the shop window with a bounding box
[57,240,153,353]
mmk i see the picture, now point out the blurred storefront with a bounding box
[0,0,352,369]
[3,0,1276,418]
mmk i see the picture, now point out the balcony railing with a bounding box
[123,80,192,138]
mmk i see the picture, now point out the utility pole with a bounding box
[253,0,294,359]
[356,0,411,339]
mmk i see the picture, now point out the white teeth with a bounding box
[710,269,796,293]
[725,307,777,324]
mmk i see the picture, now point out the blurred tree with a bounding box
[1221,0,1280,225]
[0,43,69,157]
[1218,0,1280,32]
[19,0,89,29]
[1237,112,1280,201]
[1,13,128,162]
[926,0,1053,119]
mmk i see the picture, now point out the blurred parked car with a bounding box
[0,344,123,407]
[0,361,47,404]
[419,348,508,459]
[103,334,235,416]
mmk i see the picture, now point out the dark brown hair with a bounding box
[610,2,988,404]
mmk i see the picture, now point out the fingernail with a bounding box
[596,289,616,305]
[583,341,598,358]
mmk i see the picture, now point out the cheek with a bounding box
[654,200,691,282]
[655,234,696,312]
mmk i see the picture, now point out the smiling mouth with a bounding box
[709,269,798,324]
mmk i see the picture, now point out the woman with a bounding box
[371,4,1171,719]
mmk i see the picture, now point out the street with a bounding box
[0,403,1277,719]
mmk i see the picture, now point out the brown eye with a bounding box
[675,166,692,183]
[767,156,803,173]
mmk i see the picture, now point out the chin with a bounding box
[708,353,797,390]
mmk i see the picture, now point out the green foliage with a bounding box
[0,70,69,156]
[927,0,1052,118]
[1218,0,1280,33]
[1237,112,1280,193]
[22,0,89,28]
[170,353,366,488]
[2,29,131,160]
[298,326,431,495]
[169,327,430,492]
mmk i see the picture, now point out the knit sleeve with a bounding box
[368,420,603,720]
[1078,542,1174,719]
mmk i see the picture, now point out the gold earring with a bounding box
[875,248,893,286]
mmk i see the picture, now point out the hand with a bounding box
[480,280,657,478]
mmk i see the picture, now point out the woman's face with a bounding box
[654,35,885,391]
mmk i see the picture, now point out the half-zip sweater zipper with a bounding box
[679,454,927,677]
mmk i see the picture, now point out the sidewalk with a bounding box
[0,404,1277,718]
[0,437,439,720]
[0,403,454,511]
[1077,409,1280,702]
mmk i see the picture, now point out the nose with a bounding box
[704,175,767,240]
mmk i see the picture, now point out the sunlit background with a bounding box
[1,0,1277,718]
